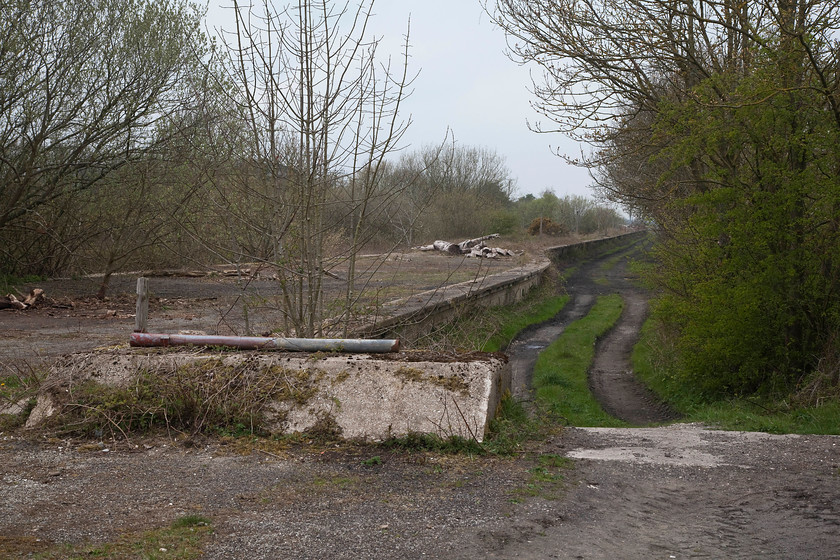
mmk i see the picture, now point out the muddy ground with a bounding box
[2,241,840,559]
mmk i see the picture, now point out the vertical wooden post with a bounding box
[135,277,149,333]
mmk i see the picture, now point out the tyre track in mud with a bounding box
[585,242,680,425]
[507,293,595,403]
[508,237,676,424]
[467,425,840,560]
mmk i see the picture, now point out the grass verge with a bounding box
[419,276,569,353]
[632,320,840,435]
[482,292,570,353]
[532,294,628,427]
[4,515,212,560]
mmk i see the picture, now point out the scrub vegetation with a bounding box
[633,320,840,435]
[492,0,840,408]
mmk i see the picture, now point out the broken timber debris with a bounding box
[415,234,516,258]
[1,288,45,310]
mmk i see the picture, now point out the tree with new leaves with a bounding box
[491,0,840,397]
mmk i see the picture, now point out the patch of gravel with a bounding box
[474,425,840,560]
[2,426,839,559]
[0,436,558,559]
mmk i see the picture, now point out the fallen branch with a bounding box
[1,289,45,310]
[0,296,21,310]
[457,233,499,252]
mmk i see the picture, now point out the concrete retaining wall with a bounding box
[356,261,550,344]
[545,230,648,266]
[359,230,647,345]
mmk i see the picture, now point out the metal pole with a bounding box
[129,332,399,353]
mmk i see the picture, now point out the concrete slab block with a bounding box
[26,349,510,442]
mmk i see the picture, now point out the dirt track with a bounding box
[2,241,840,559]
[585,243,680,425]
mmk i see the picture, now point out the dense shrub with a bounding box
[527,217,567,236]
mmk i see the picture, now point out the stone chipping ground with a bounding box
[2,241,840,559]
[2,421,838,559]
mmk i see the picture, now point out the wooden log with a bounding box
[416,234,512,258]
[7,295,26,310]
[135,277,149,333]
[433,240,462,255]
[23,288,44,307]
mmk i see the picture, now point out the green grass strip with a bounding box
[481,293,570,352]
[532,294,628,427]
[18,515,213,560]
[420,279,569,353]
[632,319,840,435]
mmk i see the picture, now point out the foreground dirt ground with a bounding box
[2,238,840,558]
[1,425,838,559]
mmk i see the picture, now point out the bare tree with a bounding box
[0,0,208,271]
[208,0,414,337]
[400,142,516,240]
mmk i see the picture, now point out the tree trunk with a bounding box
[432,240,462,255]
[457,233,500,252]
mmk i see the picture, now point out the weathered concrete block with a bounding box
[26,349,510,442]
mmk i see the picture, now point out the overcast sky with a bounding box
[204,0,594,199]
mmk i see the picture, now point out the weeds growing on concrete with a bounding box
[41,359,309,440]
[374,392,564,458]
[484,394,563,455]
[379,432,485,455]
